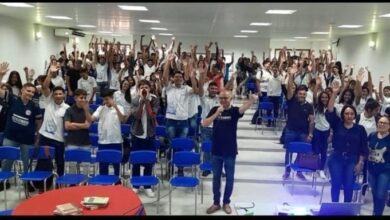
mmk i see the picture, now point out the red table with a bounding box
[12,185,145,216]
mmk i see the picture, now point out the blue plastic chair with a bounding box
[56,149,91,187]
[247,82,257,94]
[0,146,20,209]
[0,209,13,216]
[155,125,166,138]
[284,142,318,196]
[0,132,4,145]
[168,138,195,178]
[199,140,212,204]
[89,104,99,112]
[87,150,122,185]
[89,123,98,135]
[129,150,161,214]
[95,96,103,105]
[169,151,200,215]
[255,101,277,134]
[19,146,56,199]
[156,115,166,126]
[121,124,131,136]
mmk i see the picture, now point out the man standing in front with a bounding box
[202,90,257,214]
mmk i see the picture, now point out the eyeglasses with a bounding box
[378,121,389,125]
[219,97,229,100]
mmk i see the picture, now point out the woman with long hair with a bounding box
[6,71,22,96]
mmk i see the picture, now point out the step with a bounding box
[237,139,284,152]
[237,129,282,140]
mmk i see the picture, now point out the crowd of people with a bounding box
[0,34,389,215]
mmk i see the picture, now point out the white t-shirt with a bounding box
[51,75,66,89]
[92,105,124,144]
[267,75,282,97]
[38,92,50,109]
[39,94,70,142]
[358,112,377,136]
[188,93,201,118]
[78,76,97,102]
[109,68,120,90]
[306,89,314,104]
[96,63,108,83]
[113,90,131,116]
[381,96,390,115]
[200,94,220,128]
[356,97,370,115]
[165,84,192,120]
[256,69,271,93]
[294,72,310,87]
[314,110,330,131]
[143,64,156,80]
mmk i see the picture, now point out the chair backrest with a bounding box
[171,138,194,151]
[0,146,20,160]
[287,142,312,154]
[0,132,4,143]
[259,101,274,110]
[28,146,55,159]
[156,115,166,125]
[129,150,157,165]
[201,141,212,153]
[89,123,98,134]
[90,104,99,112]
[153,139,160,150]
[155,125,166,137]
[172,151,200,167]
[90,134,99,148]
[96,149,122,164]
[95,97,103,105]
[121,124,131,136]
[64,149,91,163]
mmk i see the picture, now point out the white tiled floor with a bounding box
[1,107,390,215]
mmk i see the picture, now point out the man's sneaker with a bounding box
[0,182,11,191]
[222,204,232,214]
[296,172,306,181]
[202,171,211,177]
[282,172,290,180]
[206,204,221,214]
[319,170,327,179]
[132,188,139,194]
[145,188,155,198]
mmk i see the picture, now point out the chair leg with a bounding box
[44,179,47,192]
[195,186,197,216]
[169,185,172,215]
[160,162,164,184]
[157,183,160,214]
[201,179,204,204]
[291,172,295,195]
[319,184,325,204]
[4,181,7,210]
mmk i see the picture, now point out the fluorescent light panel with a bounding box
[266,10,296,14]
[98,31,113,34]
[77,24,96,28]
[234,35,248,38]
[151,27,168,31]
[0,3,34,7]
[338,25,362,28]
[118,5,148,11]
[379,13,390,17]
[311,32,329,35]
[250,22,272,26]
[241,30,258,33]
[139,19,160,23]
[45,15,72,20]
[294,36,308,39]
[159,33,172,36]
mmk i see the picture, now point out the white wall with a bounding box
[337,31,390,86]
[270,40,329,58]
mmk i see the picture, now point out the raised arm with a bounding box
[239,93,258,114]
[379,75,385,101]
[328,81,340,112]
[42,64,59,97]
[286,67,297,100]
[0,62,10,98]
[366,67,373,95]
[162,53,175,87]
[355,67,364,105]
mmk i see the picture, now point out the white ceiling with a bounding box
[1,2,390,41]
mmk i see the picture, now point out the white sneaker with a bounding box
[319,170,327,179]
[132,188,139,194]
[145,188,155,198]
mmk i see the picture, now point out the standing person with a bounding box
[282,66,315,180]
[77,67,97,104]
[266,64,283,127]
[0,62,43,174]
[367,116,390,216]
[202,90,257,215]
[222,52,234,86]
[6,71,23,96]
[129,80,159,197]
[85,90,126,176]
[37,65,70,177]
[65,59,82,105]
[326,81,368,203]
[64,89,92,149]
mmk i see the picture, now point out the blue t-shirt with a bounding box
[367,132,390,174]
[4,94,43,145]
[223,63,232,82]
[207,106,244,157]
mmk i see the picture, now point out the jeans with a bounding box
[312,129,330,170]
[1,138,31,173]
[369,170,390,215]
[98,143,122,176]
[283,128,308,172]
[268,96,280,119]
[97,81,109,97]
[188,114,199,152]
[328,153,358,202]
[201,127,213,164]
[39,135,65,176]
[131,135,155,189]
[166,119,189,174]
[212,155,236,205]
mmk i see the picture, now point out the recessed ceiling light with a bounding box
[233,35,248,38]
[294,36,308,39]
[379,13,390,17]
[139,19,160,23]
[311,32,329,35]
[266,10,296,14]
[77,24,96,28]
[338,25,363,28]
[240,30,258,33]
[45,15,72,20]
[151,27,168,31]
[0,3,34,7]
[283,39,296,42]
[118,5,148,11]
[250,22,272,26]
[159,33,172,36]
[98,31,113,34]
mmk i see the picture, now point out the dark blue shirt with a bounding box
[286,97,314,133]
[4,94,43,145]
[367,132,390,174]
[207,106,244,157]
[325,109,368,157]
